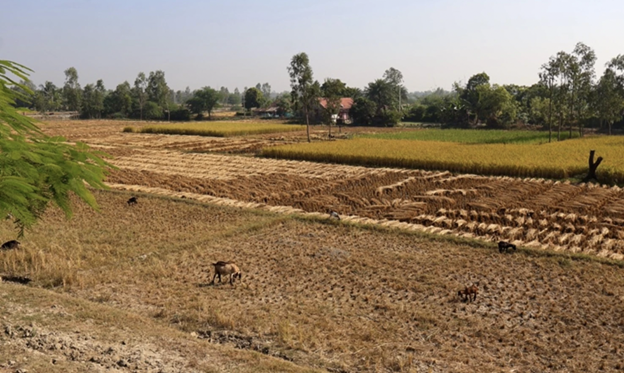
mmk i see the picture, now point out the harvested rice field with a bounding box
[5,119,620,372]
[104,147,624,260]
[37,120,624,260]
[41,120,363,153]
[3,191,624,373]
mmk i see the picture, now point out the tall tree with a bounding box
[540,59,560,142]
[133,72,147,120]
[550,52,574,140]
[458,72,490,125]
[94,79,106,118]
[187,87,221,119]
[146,70,169,108]
[0,60,108,236]
[321,78,344,136]
[366,79,395,115]
[594,67,624,135]
[288,52,316,142]
[62,67,81,111]
[218,87,230,104]
[455,73,516,127]
[261,83,271,98]
[80,84,97,119]
[80,80,105,119]
[321,78,347,97]
[36,81,62,112]
[243,87,264,111]
[344,86,363,99]
[383,67,406,111]
[274,93,292,117]
[607,54,624,95]
[476,84,517,127]
[105,81,133,117]
[228,87,242,106]
[569,42,596,137]
[174,90,183,105]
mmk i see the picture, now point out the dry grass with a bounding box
[140,122,306,137]
[262,136,624,183]
[2,191,624,372]
[0,278,322,373]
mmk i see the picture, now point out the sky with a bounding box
[2,0,623,93]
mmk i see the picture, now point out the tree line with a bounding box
[11,42,624,137]
[11,67,287,121]
[402,43,624,139]
[286,43,624,140]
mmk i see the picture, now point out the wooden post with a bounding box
[583,150,603,183]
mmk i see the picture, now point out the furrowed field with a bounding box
[3,191,624,373]
[4,120,624,373]
[139,121,306,137]
[262,136,624,183]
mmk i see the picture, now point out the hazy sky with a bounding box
[2,0,623,93]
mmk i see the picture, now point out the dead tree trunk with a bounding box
[583,150,603,183]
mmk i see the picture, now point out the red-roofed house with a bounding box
[317,97,354,123]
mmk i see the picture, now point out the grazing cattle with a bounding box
[329,211,341,220]
[498,241,517,253]
[458,283,479,302]
[127,196,138,206]
[211,261,242,286]
[1,240,20,250]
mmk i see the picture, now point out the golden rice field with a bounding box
[139,121,306,137]
[262,137,624,184]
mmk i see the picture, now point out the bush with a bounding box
[169,107,191,121]
[404,105,425,122]
[144,102,163,120]
[122,126,135,133]
[374,110,402,127]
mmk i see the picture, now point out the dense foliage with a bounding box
[0,60,109,236]
[401,43,624,137]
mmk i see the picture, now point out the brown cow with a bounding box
[458,283,479,302]
[211,261,242,286]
